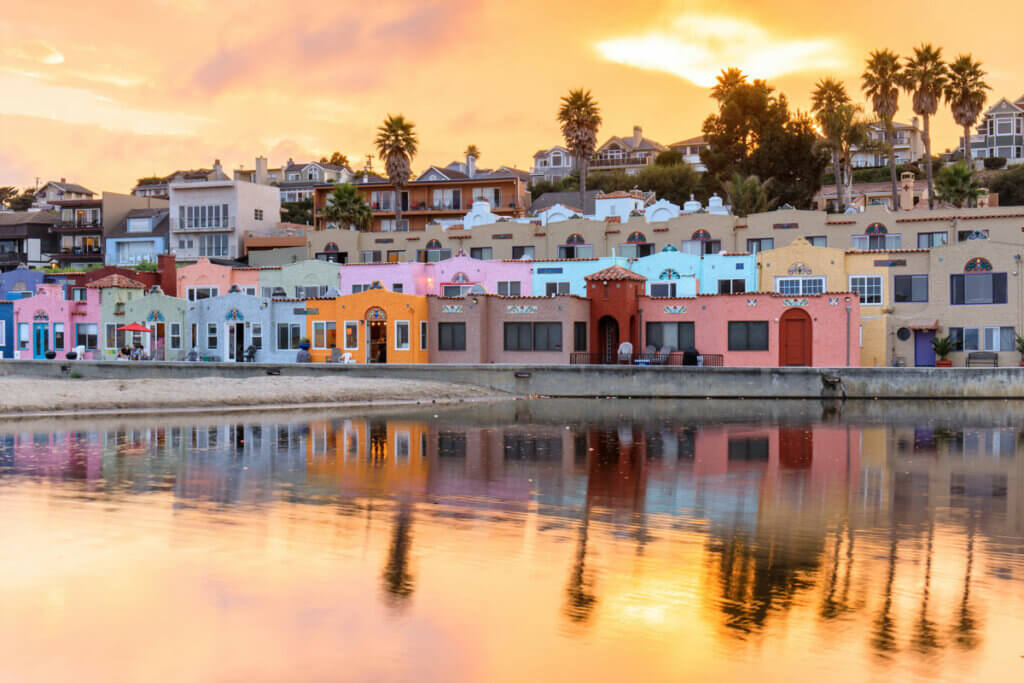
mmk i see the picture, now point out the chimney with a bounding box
[632,126,642,147]
[466,153,476,178]
[157,253,177,296]
[255,156,268,185]
[911,116,919,130]
[213,159,223,178]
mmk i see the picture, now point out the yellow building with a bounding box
[758,237,930,366]
[304,289,429,364]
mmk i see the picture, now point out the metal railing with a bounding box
[170,217,235,231]
[569,352,724,367]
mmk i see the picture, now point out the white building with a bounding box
[850,119,924,168]
[529,146,577,183]
[169,179,281,262]
[668,136,708,172]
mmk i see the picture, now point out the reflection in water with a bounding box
[0,400,1022,680]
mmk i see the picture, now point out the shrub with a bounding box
[984,156,1007,170]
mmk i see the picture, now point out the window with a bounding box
[170,323,182,350]
[417,248,452,263]
[313,321,336,349]
[191,323,197,348]
[105,323,121,349]
[949,327,980,352]
[646,321,695,351]
[351,284,372,294]
[206,323,218,349]
[981,326,1016,352]
[420,320,428,350]
[618,243,654,258]
[728,437,770,461]
[187,287,219,301]
[75,323,98,350]
[728,321,769,351]
[504,322,562,351]
[917,231,948,248]
[776,277,825,295]
[551,153,563,167]
[545,281,570,296]
[958,229,989,242]
[557,244,594,259]
[70,287,86,301]
[198,233,228,258]
[254,208,264,221]
[650,283,676,297]
[997,120,1012,135]
[438,322,466,351]
[512,246,535,260]
[361,250,382,263]
[53,323,65,350]
[806,236,827,247]
[392,283,404,293]
[893,275,928,302]
[703,240,722,255]
[497,281,521,296]
[470,247,493,260]
[851,234,901,250]
[950,273,1008,305]
[442,285,470,297]
[574,322,587,351]
[277,323,301,350]
[849,275,882,304]
[18,323,28,350]
[395,321,410,350]
[718,279,746,294]
[387,250,404,263]
[295,285,328,298]
[746,238,774,253]
[344,322,359,350]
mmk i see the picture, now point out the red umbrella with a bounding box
[117,323,152,333]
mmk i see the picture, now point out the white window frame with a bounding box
[775,276,825,296]
[170,323,182,350]
[187,286,219,301]
[983,326,1015,352]
[343,321,359,350]
[0,320,5,347]
[207,322,218,350]
[313,321,336,350]
[849,275,882,305]
[250,323,261,350]
[395,321,410,351]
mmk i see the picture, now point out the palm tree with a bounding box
[836,104,872,203]
[934,162,982,207]
[0,186,18,209]
[901,44,949,209]
[725,172,776,217]
[811,78,852,211]
[863,49,903,209]
[945,54,990,179]
[374,114,418,226]
[320,183,372,230]
[463,144,480,160]
[320,152,350,169]
[711,67,748,102]
[557,89,602,211]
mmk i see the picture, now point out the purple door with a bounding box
[914,330,936,366]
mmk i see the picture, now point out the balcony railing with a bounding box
[53,221,103,233]
[0,251,27,264]
[590,155,652,168]
[53,250,104,261]
[170,217,236,231]
[569,352,724,366]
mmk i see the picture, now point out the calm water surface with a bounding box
[0,399,1022,682]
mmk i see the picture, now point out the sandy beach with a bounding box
[0,376,502,416]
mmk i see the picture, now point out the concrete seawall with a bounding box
[2,360,1023,399]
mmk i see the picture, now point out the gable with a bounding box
[987,98,1023,116]
[416,167,450,182]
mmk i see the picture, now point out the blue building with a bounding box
[0,265,44,301]
[104,209,169,267]
[529,257,626,296]
[0,301,12,359]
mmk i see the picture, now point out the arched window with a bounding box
[660,244,678,252]
[692,229,710,241]
[962,230,988,241]
[370,280,383,289]
[965,257,993,272]
[565,233,585,245]
[451,272,470,283]
[323,242,339,253]
[865,222,887,235]
[365,306,387,321]
[658,269,681,281]
[426,239,443,249]
[627,231,648,244]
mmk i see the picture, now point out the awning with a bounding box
[900,318,939,330]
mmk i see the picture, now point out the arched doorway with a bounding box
[366,307,387,363]
[779,308,812,366]
[598,316,619,362]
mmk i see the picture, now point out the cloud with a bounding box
[595,14,846,88]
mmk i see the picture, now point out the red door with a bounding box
[779,427,813,468]
[779,308,812,366]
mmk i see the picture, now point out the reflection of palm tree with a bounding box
[564,505,597,623]
[871,529,899,655]
[954,511,980,649]
[912,521,940,653]
[820,523,846,619]
[382,502,415,608]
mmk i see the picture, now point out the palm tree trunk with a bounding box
[888,125,899,210]
[394,187,402,228]
[963,124,973,207]
[579,155,588,214]
[832,151,845,212]
[923,115,934,209]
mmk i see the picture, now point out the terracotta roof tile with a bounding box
[584,265,647,282]
[86,274,146,289]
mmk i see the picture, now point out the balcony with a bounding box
[170,217,236,231]
[0,251,28,267]
[53,220,103,233]
[53,250,104,262]
[590,155,652,168]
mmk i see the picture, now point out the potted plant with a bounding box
[931,335,954,367]
[1017,333,1024,366]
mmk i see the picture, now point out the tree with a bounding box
[987,166,1024,205]
[374,114,418,226]
[901,44,948,208]
[934,163,981,207]
[588,163,701,206]
[0,186,18,209]
[863,49,903,209]
[701,70,828,209]
[811,77,852,210]
[945,54,990,183]
[320,183,372,230]
[463,144,481,160]
[725,173,776,217]
[281,198,314,225]
[557,89,602,213]
[319,152,350,168]
[135,176,164,187]
[8,189,34,212]
[654,149,684,166]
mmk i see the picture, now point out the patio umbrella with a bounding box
[117,323,152,333]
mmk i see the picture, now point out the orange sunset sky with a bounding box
[2,0,1022,193]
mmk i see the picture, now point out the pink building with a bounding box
[12,282,101,359]
[176,258,263,300]
[339,256,532,297]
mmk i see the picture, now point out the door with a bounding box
[598,316,619,363]
[32,323,49,359]
[149,323,166,360]
[914,330,936,367]
[368,321,387,363]
[779,308,812,366]
[227,323,245,362]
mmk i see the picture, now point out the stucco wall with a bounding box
[304,290,429,364]
[257,260,341,297]
[12,283,101,359]
[177,258,262,296]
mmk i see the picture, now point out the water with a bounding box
[0,399,1022,682]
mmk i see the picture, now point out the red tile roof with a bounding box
[584,265,647,282]
[86,274,146,289]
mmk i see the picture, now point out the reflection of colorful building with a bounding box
[304,289,430,364]
[305,418,430,495]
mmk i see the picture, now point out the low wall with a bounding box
[2,360,1023,399]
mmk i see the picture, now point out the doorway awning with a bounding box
[902,318,939,330]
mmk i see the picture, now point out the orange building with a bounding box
[304,289,429,363]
